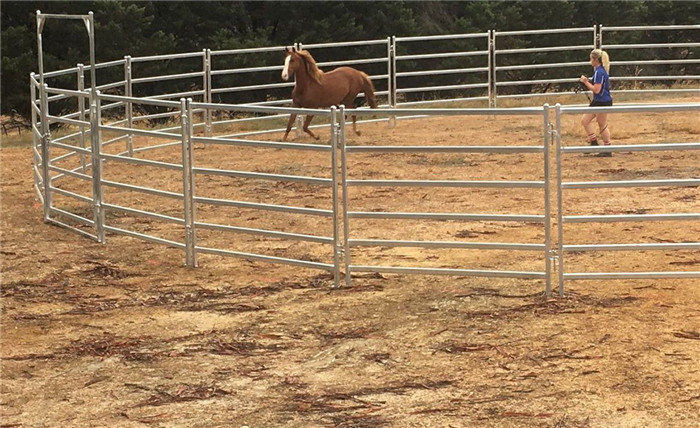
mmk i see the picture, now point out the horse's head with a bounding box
[281,47,323,83]
[281,46,300,81]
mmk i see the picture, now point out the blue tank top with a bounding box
[591,65,612,102]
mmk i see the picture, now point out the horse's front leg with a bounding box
[303,115,319,140]
[283,113,297,141]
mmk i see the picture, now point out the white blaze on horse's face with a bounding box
[281,54,292,81]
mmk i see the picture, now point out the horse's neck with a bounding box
[295,65,319,90]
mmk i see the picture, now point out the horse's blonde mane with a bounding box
[297,50,324,84]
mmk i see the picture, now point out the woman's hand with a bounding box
[579,75,589,83]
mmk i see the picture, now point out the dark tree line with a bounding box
[2,1,699,118]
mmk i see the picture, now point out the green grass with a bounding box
[0,131,34,148]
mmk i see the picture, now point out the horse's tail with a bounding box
[360,72,378,109]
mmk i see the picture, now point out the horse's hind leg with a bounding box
[342,96,362,136]
[283,113,297,141]
[351,114,361,136]
[302,115,319,140]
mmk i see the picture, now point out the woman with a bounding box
[580,49,612,157]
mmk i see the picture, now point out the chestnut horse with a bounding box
[281,46,377,141]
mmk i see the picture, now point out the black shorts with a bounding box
[590,100,613,107]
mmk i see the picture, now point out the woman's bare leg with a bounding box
[595,112,612,157]
[596,113,610,144]
[581,113,598,144]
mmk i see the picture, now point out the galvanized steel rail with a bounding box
[554,103,700,295]
[31,13,699,293]
[339,105,554,291]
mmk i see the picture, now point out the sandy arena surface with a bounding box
[2,97,700,427]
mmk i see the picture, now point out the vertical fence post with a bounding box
[181,98,197,267]
[86,12,96,94]
[124,55,134,156]
[40,84,52,222]
[339,105,352,287]
[30,73,44,203]
[90,91,105,243]
[489,30,497,108]
[391,36,397,108]
[388,36,397,128]
[36,12,52,222]
[595,24,602,49]
[187,99,198,267]
[488,30,494,108]
[330,106,341,287]
[294,42,303,138]
[554,103,564,296]
[386,37,392,109]
[542,104,552,296]
[204,49,212,138]
[77,64,87,172]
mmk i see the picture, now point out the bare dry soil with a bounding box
[2,101,700,427]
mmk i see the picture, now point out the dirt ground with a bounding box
[2,97,700,427]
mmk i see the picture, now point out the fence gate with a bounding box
[34,11,99,240]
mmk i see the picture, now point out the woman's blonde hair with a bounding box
[590,49,610,73]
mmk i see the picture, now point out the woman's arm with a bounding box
[579,75,602,94]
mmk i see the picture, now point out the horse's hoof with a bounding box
[355,131,362,136]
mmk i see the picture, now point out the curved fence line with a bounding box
[32,23,700,141]
[32,90,700,295]
[31,14,700,294]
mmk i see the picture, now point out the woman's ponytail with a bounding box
[601,50,610,73]
[591,49,610,73]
